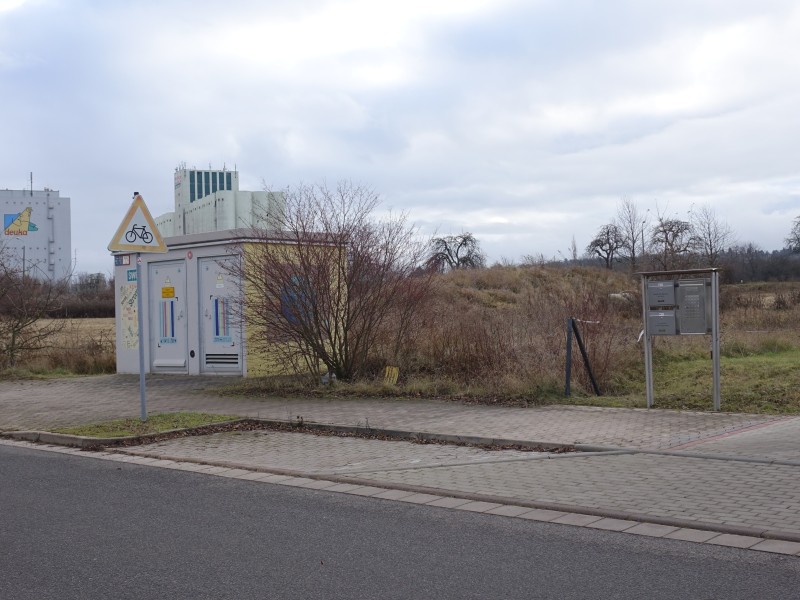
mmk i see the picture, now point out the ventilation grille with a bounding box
[204,353,240,366]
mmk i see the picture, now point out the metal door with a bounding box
[149,261,188,373]
[199,256,242,373]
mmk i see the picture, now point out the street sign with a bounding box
[108,193,167,423]
[108,194,167,253]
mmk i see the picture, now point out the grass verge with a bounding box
[51,412,241,438]
[600,348,800,413]
[218,348,800,414]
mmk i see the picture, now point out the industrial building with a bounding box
[154,164,284,237]
[1,188,72,280]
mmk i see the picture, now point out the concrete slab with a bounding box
[372,489,416,501]
[706,534,762,549]
[750,540,800,555]
[624,523,679,538]
[396,493,443,505]
[456,501,504,513]
[516,509,568,522]
[552,513,604,527]
[664,528,721,543]
[486,505,539,517]
[586,518,638,532]
[426,497,473,509]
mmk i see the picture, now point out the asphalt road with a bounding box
[1,445,798,600]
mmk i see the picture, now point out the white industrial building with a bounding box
[1,188,72,280]
[155,165,284,237]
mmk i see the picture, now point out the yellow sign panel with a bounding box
[108,194,167,253]
[161,287,175,298]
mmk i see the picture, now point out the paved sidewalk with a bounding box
[2,375,800,553]
[0,374,783,450]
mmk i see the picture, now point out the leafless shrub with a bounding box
[0,245,70,368]
[228,181,434,381]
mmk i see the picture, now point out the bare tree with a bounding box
[586,224,624,269]
[229,181,434,381]
[690,204,734,267]
[615,197,649,271]
[427,232,486,271]
[649,213,696,271]
[0,244,69,368]
[786,216,800,252]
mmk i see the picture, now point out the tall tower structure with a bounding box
[155,164,283,237]
[174,165,239,209]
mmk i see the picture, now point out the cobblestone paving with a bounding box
[118,429,800,537]
[0,375,784,451]
[336,453,800,536]
[122,430,543,474]
[672,417,800,462]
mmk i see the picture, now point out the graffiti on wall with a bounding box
[119,283,138,349]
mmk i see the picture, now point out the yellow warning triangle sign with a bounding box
[108,194,167,253]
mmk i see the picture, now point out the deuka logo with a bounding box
[3,207,38,235]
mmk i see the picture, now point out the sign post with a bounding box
[108,194,167,421]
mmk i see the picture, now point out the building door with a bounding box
[149,261,188,373]
[199,256,242,374]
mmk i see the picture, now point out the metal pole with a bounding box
[565,318,573,397]
[711,271,721,411]
[136,253,147,421]
[642,275,654,408]
[572,320,601,396]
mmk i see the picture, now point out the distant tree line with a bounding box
[59,272,115,317]
[579,198,800,282]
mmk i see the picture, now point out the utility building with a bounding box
[114,166,290,377]
[1,187,71,280]
[113,228,303,377]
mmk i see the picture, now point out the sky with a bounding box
[1,0,799,276]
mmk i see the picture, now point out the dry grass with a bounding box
[3,318,116,376]
[390,266,640,392]
[7,270,800,414]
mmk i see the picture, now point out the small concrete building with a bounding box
[114,166,296,377]
[113,229,289,377]
[1,188,71,280]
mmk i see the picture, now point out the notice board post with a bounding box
[639,268,721,410]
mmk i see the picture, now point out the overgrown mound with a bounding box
[371,265,642,398]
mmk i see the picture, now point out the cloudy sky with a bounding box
[1,0,798,275]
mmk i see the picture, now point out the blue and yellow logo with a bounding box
[3,207,38,235]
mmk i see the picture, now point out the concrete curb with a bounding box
[575,444,800,467]
[1,418,246,448]
[5,418,800,545]
[102,446,800,545]
[266,419,573,451]
[1,418,578,452]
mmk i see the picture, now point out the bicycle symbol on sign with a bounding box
[125,224,154,244]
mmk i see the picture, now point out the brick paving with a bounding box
[119,430,540,474]
[671,417,800,462]
[2,374,800,549]
[0,375,783,450]
[119,430,800,539]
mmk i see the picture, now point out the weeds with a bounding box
[6,268,800,414]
